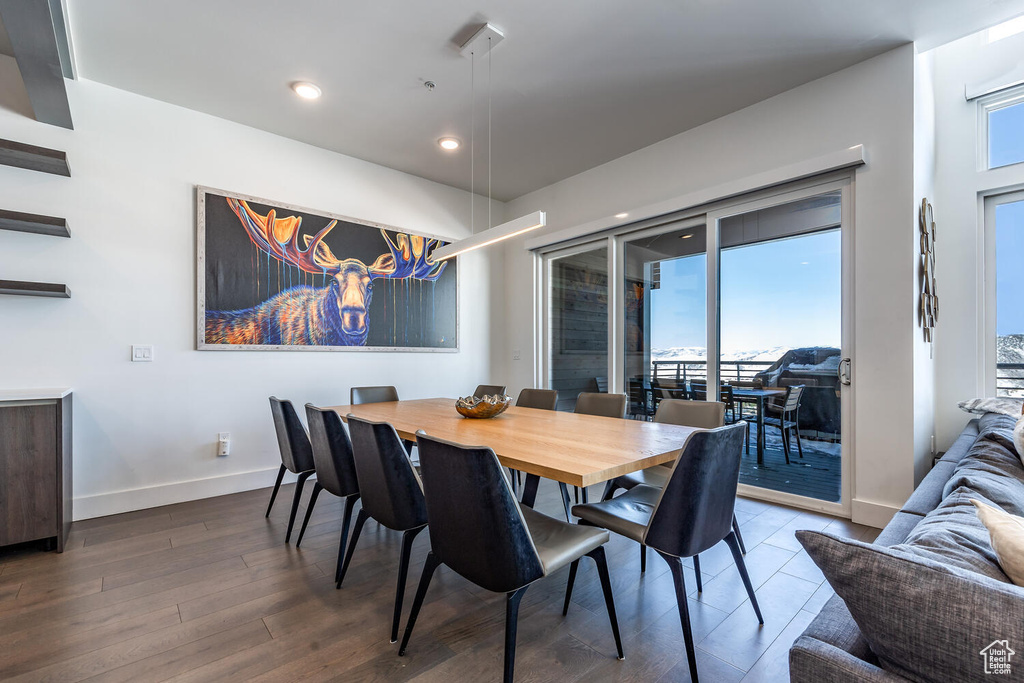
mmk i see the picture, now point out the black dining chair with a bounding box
[350,385,400,405]
[572,423,762,683]
[399,434,623,683]
[299,406,361,585]
[473,384,508,398]
[515,388,558,410]
[267,397,316,544]
[600,400,746,570]
[341,415,428,643]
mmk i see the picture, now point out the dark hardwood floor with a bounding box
[0,481,879,682]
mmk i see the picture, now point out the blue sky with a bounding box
[650,230,842,352]
[989,101,1024,168]
[997,198,1024,336]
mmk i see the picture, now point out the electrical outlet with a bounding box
[513,349,521,360]
[217,432,231,457]
[131,345,154,362]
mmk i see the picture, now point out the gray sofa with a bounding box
[790,414,1022,682]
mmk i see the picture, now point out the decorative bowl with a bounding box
[455,394,513,419]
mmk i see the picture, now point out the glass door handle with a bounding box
[838,358,852,386]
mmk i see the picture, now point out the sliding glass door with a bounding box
[986,190,1024,397]
[538,174,853,514]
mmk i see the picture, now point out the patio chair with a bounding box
[763,384,805,464]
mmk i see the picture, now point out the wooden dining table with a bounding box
[328,397,698,520]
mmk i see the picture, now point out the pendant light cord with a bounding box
[470,50,475,235]
[488,36,492,230]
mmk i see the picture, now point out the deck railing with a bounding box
[650,360,774,384]
[997,362,1024,397]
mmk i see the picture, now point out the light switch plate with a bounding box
[513,349,521,360]
[131,345,154,362]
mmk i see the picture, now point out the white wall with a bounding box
[931,31,1024,450]
[499,45,920,527]
[0,59,503,519]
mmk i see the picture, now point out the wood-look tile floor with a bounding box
[0,482,880,682]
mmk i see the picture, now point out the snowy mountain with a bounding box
[651,346,790,363]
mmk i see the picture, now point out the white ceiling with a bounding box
[66,0,1024,201]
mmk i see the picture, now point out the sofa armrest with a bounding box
[790,636,908,683]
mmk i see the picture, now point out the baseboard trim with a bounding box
[73,467,301,521]
[851,498,899,529]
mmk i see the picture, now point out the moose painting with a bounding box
[197,188,458,351]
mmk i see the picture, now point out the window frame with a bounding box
[983,188,1024,396]
[977,83,1024,171]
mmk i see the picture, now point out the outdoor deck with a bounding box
[739,424,841,502]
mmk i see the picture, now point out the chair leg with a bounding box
[640,544,647,573]
[732,514,747,554]
[295,482,323,548]
[658,551,699,683]
[562,559,580,615]
[574,486,580,504]
[558,482,573,522]
[508,468,518,495]
[398,552,442,656]
[601,480,619,501]
[725,531,764,624]
[745,422,751,456]
[337,508,370,588]
[503,586,530,683]
[265,464,287,517]
[795,426,804,458]
[392,527,425,643]
[334,495,358,585]
[588,546,624,659]
[284,472,312,543]
[693,554,703,593]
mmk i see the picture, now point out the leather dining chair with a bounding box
[601,399,747,570]
[571,423,762,683]
[341,415,428,643]
[569,392,629,508]
[515,388,558,411]
[399,434,623,683]
[268,397,316,544]
[350,385,400,405]
[299,405,361,585]
[473,384,508,398]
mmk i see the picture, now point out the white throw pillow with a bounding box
[957,397,1024,416]
[973,499,1024,587]
[1015,412,1024,462]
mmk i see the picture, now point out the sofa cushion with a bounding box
[798,530,1024,683]
[943,413,1024,516]
[901,461,956,516]
[874,511,924,546]
[795,593,877,661]
[937,419,980,464]
[893,487,1010,582]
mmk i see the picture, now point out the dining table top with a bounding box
[327,397,698,488]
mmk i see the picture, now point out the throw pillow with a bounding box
[798,530,1024,683]
[973,499,1024,587]
[958,397,1024,417]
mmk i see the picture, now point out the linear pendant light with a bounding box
[431,22,545,263]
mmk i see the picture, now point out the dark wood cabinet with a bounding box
[0,391,72,552]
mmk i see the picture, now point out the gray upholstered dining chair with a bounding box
[575,391,627,418]
[299,406,361,586]
[571,423,762,683]
[399,434,623,683]
[350,385,400,405]
[341,415,428,643]
[473,384,508,398]
[763,384,805,463]
[601,399,747,570]
[515,388,558,410]
[267,397,316,544]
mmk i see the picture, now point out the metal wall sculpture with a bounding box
[920,198,938,342]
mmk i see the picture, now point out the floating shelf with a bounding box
[0,138,70,177]
[0,209,69,238]
[0,280,70,298]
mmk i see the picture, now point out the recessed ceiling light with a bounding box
[614,212,629,219]
[680,233,693,239]
[438,137,461,151]
[291,82,322,100]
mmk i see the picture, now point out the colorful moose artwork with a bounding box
[197,189,457,350]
